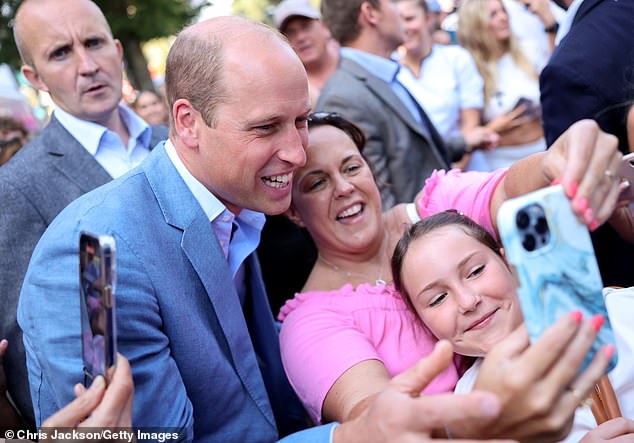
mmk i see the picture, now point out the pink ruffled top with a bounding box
[278,282,459,424]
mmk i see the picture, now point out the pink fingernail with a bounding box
[590,314,605,332]
[604,344,616,359]
[583,208,594,225]
[573,197,589,214]
[551,178,561,186]
[566,181,579,198]
[570,310,583,324]
[589,219,600,232]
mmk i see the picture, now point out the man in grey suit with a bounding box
[317,0,461,209]
[0,0,166,428]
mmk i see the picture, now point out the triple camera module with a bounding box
[515,203,550,252]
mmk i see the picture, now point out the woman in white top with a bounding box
[458,0,546,171]
[395,0,498,169]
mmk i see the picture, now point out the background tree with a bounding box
[0,0,209,91]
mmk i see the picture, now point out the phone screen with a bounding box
[79,232,117,385]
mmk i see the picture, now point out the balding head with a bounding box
[14,0,112,68]
[165,16,296,130]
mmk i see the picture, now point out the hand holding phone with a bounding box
[496,186,618,373]
[79,232,117,386]
[512,97,541,120]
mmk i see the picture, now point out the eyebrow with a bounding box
[415,251,479,299]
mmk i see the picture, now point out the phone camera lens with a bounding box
[522,233,536,251]
[535,216,549,234]
[516,210,530,229]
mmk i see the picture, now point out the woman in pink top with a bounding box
[278,112,623,439]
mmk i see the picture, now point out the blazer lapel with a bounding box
[43,116,112,192]
[143,145,276,429]
[572,0,602,25]
[340,58,450,166]
[341,58,429,140]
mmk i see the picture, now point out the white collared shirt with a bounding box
[164,140,265,305]
[555,0,584,46]
[54,104,151,178]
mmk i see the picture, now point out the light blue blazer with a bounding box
[18,143,335,442]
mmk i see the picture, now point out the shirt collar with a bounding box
[163,139,265,230]
[53,104,151,155]
[555,0,584,45]
[340,47,401,83]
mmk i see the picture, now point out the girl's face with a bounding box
[289,124,384,255]
[486,0,511,43]
[400,225,523,356]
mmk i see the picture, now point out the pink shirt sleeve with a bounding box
[279,293,385,424]
[416,168,508,235]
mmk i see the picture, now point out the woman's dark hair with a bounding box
[308,112,366,152]
[391,210,503,312]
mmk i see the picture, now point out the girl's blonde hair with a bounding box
[457,0,537,103]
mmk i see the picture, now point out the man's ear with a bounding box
[172,98,200,149]
[285,204,306,228]
[359,1,381,27]
[21,64,48,93]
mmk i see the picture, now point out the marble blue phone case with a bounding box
[497,185,617,373]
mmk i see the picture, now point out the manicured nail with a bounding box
[565,181,579,198]
[590,314,605,332]
[551,177,561,186]
[589,219,600,232]
[583,208,594,225]
[570,310,583,324]
[573,197,589,214]
[604,344,616,359]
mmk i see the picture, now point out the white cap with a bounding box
[273,0,320,32]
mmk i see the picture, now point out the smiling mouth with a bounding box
[466,309,498,332]
[336,203,364,220]
[262,173,291,189]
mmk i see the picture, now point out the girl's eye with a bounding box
[344,164,361,174]
[468,265,485,279]
[429,292,447,308]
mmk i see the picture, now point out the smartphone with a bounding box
[617,152,634,201]
[79,232,117,385]
[512,97,541,119]
[497,186,617,373]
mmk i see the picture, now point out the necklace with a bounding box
[318,235,389,286]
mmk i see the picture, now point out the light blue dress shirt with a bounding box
[340,47,424,126]
[164,140,265,304]
[54,104,151,178]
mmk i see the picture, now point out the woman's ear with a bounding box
[285,204,306,228]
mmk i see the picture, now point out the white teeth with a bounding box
[337,203,363,219]
[262,174,291,188]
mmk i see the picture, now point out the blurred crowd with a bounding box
[1,0,633,442]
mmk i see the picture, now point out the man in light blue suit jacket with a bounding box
[18,14,510,443]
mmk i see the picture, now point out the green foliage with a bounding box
[0,0,21,67]
[0,0,209,68]
[95,0,208,41]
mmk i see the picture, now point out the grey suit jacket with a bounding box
[0,115,167,428]
[316,57,451,208]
